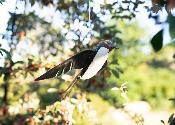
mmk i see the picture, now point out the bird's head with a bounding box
[96,40,118,52]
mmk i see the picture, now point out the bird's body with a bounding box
[35,40,116,99]
[35,41,115,81]
[81,47,109,79]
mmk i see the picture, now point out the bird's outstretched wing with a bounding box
[35,50,96,81]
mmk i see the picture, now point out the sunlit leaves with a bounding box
[150,29,163,52]
[0,50,3,56]
[0,48,12,62]
[168,113,175,125]
[0,0,5,4]
[149,0,175,52]
[29,0,53,6]
[27,95,97,125]
[0,67,9,74]
[111,69,119,78]
[111,82,128,101]
[4,12,49,42]
[167,13,175,40]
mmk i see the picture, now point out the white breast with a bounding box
[80,47,109,80]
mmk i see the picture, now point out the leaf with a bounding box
[112,1,118,6]
[111,87,119,91]
[105,4,112,9]
[30,0,35,6]
[0,67,9,74]
[150,29,163,52]
[167,13,175,39]
[160,120,165,124]
[111,69,119,78]
[0,48,12,61]
[168,113,174,123]
[0,0,5,4]
[0,51,3,56]
[14,61,24,65]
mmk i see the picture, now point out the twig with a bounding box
[61,72,81,100]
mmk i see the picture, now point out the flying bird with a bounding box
[35,40,117,98]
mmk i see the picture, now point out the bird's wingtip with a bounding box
[34,76,44,81]
[34,78,39,81]
[34,77,40,81]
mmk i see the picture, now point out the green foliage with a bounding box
[25,94,99,125]
[161,113,175,125]
[168,13,175,39]
[148,2,175,51]
[117,20,145,48]
[116,45,175,109]
[151,29,163,52]
[168,113,175,125]
[0,48,12,62]
[0,0,175,124]
[0,0,5,4]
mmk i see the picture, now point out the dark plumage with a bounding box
[35,40,116,99]
[35,50,96,81]
[35,41,116,81]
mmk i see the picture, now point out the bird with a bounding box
[35,40,117,98]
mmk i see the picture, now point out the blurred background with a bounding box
[0,0,175,125]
